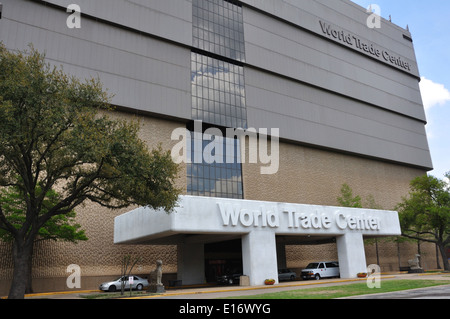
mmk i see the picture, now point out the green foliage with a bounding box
[396,173,450,270]
[336,183,404,246]
[337,183,384,210]
[0,43,181,297]
[337,183,362,208]
[0,185,87,243]
[396,173,450,241]
[364,194,383,210]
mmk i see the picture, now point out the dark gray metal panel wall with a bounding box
[241,0,419,75]
[245,68,432,169]
[238,0,431,169]
[43,0,193,46]
[0,0,192,119]
[0,0,432,169]
[241,3,425,121]
[239,3,432,169]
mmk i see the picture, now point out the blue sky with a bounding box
[351,0,450,181]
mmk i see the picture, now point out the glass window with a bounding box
[186,129,243,199]
[191,52,247,129]
[192,0,245,62]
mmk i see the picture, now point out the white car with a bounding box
[99,276,149,292]
[301,261,340,280]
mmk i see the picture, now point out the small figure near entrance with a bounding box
[148,260,165,293]
[408,254,424,273]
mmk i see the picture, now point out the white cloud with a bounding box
[419,76,450,110]
[419,77,450,139]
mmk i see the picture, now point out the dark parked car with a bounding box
[217,273,242,285]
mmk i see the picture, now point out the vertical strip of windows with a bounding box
[189,0,246,199]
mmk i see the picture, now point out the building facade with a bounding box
[0,0,436,292]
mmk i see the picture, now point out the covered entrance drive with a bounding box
[114,196,401,286]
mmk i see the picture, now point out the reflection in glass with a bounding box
[191,52,247,129]
[192,0,245,62]
[187,130,244,199]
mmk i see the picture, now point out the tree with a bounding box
[0,44,181,298]
[0,185,88,293]
[120,255,141,296]
[396,173,450,271]
[337,183,384,265]
[337,183,362,208]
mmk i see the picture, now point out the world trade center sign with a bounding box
[114,196,401,286]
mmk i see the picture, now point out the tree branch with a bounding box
[0,205,19,238]
[37,158,106,225]
[401,232,437,244]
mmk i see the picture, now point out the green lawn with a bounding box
[225,280,450,299]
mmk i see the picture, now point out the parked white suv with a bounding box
[301,261,340,280]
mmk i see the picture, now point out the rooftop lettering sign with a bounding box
[318,20,413,73]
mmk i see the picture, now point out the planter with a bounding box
[264,279,275,285]
[357,273,367,278]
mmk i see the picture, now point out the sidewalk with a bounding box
[16,271,449,299]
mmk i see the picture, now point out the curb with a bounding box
[1,289,100,299]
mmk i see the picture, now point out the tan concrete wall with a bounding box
[242,140,425,210]
[0,113,437,295]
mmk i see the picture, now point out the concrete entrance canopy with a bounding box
[114,196,401,286]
